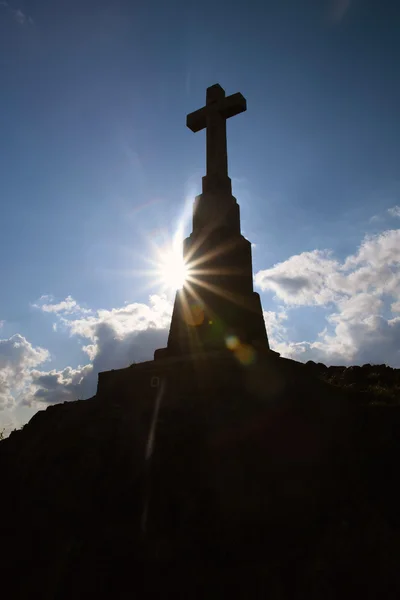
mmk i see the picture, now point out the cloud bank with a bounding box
[256,229,400,365]
[0,335,49,409]
[23,294,172,408]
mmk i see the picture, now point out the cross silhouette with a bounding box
[186,84,246,193]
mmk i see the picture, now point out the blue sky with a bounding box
[1,0,400,431]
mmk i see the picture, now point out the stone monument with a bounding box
[155,83,270,359]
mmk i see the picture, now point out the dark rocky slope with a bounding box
[1,357,400,599]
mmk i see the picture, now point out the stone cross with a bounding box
[186,84,246,193]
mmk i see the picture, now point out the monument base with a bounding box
[153,344,279,361]
[97,345,281,409]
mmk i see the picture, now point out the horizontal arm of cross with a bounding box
[186,106,207,132]
[186,92,247,133]
[219,92,247,120]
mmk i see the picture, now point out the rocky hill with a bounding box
[1,356,400,599]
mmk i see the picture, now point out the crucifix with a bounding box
[186,84,247,193]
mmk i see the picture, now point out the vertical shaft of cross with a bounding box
[205,85,229,192]
[206,102,228,180]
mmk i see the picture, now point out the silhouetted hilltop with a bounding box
[1,356,400,599]
[307,360,400,402]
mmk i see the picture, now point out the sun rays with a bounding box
[147,220,250,312]
[131,194,255,332]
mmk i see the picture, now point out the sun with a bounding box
[146,219,195,293]
[158,248,189,290]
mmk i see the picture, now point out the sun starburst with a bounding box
[158,247,189,290]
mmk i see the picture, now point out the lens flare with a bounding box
[225,335,256,365]
[235,343,256,366]
[225,335,240,350]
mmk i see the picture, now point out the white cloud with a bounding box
[33,295,92,315]
[256,228,400,366]
[63,294,172,381]
[0,295,172,429]
[82,344,96,361]
[263,309,288,348]
[0,293,172,417]
[388,205,400,218]
[1,295,170,422]
[65,294,171,341]
[255,249,342,306]
[392,300,400,313]
[256,230,400,306]
[0,335,49,409]
[266,314,400,367]
[41,296,79,313]
[19,294,172,408]
[333,293,383,322]
[24,364,94,408]
[343,230,400,271]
